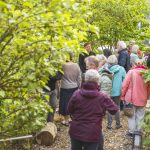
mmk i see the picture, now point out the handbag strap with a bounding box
[131,71,134,104]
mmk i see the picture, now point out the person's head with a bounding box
[96,54,107,68]
[135,59,143,66]
[103,49,112,58]
[85,69,100,84]
[129,40,136,47]
[131,45,139,54]
[84,42,92,53]
[107,55,118,65]
[85,56,99,70]
[117,41,127,51]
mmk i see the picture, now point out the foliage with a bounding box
[0,0,97,145]
[142,69,150,83]
[143,109,150,148]
[88,0,150,49]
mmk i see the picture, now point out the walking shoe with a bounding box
[126,132,134,138]
[61,121,69,127]
[106,126,112,130]
[116,125,122,129]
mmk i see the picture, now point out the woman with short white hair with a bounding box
[85,69,100,83]
[68,69,118,150]
[130,45,139,67]
[96,54,107,68]
[107,54,118,65]
[97,54,113,97]
[117,41,127,51]
[117,41,131,72]
[107,55,126,129]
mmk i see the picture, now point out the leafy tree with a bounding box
[142,68,150,148]
[88,0,150,49]
[0,0,97,144]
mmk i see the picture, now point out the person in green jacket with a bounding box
[96,54,113,97]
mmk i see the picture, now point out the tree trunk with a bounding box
[36,122,57,146]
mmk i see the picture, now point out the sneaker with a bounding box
[116,125,122,129]
[61,121,69,127]
[126,132,134,138]
[107,126,112,130]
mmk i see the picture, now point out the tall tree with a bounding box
[0,0,97,141]
[88,0,150,49]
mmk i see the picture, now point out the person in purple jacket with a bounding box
[68,69,118,150]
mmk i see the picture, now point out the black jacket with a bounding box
[79,51,96,73]
[118,49,131,72]
[44,71,62,92]
[147,53,150,68]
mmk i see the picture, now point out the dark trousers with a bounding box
[47,90,57,122]
[71,138,99,150]
[107,96,121,128]
[120,101,124,111]
[97,133,104,150]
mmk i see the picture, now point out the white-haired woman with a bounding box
[96,54,107,69]
[107,55,126,129]
[96,54,113,97]
[68,69,118,150]
[117,41,131,72]
[130,45,139,67]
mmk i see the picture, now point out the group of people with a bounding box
[45,41,150,150]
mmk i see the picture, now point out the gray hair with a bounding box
[130,40,136,45]
[135,59,143,65]
[117,41,127,51]
[85,56,99,68]
[131,45,139,54]
[107,55,118,64]
[85,69,100,84]
[96,54,107,63]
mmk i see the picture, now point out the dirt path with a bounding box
[33,112,133,150]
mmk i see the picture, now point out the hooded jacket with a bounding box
[99,68,113,96]
[68,82,118,142]
[109,64,126,97]
[121,66,150,106]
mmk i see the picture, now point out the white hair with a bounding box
[96,54,107,62]
[130,40,136,45]
[117,41,127,50]
[135,59,143,65]
[107,55,118,64]
[85,69,100,83]
[131,45,139,54]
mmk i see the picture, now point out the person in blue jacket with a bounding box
[107,55,126,129]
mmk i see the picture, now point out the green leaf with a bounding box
[0,90,5,97]
[0,1,6,7]
[23,2,33,8]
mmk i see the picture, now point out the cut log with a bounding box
[36,122,57,146]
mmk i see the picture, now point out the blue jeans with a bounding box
[107,96,121,128]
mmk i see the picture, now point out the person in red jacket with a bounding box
[68,69,118,150]
[121,60,150,137]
